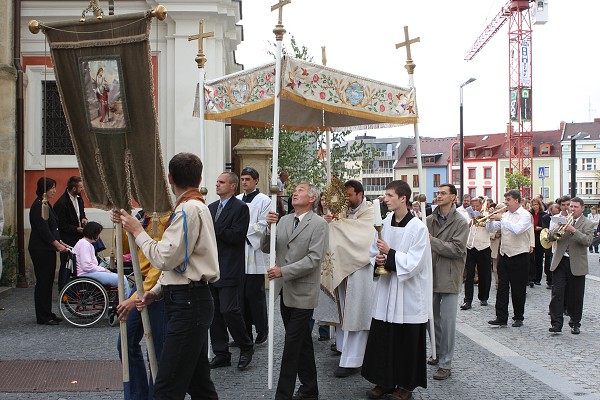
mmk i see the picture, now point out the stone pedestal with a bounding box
[233,139,273,195]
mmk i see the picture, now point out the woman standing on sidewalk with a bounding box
[587,207,600,253]
[28,177,68,325]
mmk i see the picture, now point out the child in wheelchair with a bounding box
[71,221,131,297]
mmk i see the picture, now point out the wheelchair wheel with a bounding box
[59,278,109,327]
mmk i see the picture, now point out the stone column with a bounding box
[233,139,273,195]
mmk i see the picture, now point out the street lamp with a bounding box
[570,131,590,198]
[459,77,476,204]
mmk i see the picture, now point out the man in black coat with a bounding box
[54,176,87,290]
[208,172,254,371]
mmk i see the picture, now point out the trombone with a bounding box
[540,213,574,249]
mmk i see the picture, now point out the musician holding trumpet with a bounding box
[547,197,595,335]
[485,190,533,328]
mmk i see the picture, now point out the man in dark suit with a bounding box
[264,182,328,400]
[541,203,558,288]
[548,197,595,335]
[54,176,87,290]
[208,172,254,371]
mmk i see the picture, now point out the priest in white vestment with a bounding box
[237,167,271,343]
[362,180,432,400]
[317,180,375,378]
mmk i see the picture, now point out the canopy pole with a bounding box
[322,46,331,184]
[189,19,214,196]
[269,0,290,390]
[115,222,130,392]
[396,25,435,360]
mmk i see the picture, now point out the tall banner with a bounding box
[42,13,171,212]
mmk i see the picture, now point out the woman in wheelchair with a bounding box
[72,221,130,297]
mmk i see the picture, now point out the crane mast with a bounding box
[465,0,535,197]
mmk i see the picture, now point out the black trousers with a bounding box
[275,297,317,400]
[209,284,253,357]
[153,284,218,400]
[242,274,268,339]
[529,244,545,284]
[543,249,553,285]
[30,249,58,323]
[495,252,529,322]
[464,247,492,303]
[549,257,586,329]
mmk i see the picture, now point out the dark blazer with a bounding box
[532,211,547,245]
[28,196,61,252]
[261,211,328,309]
[208,196,250,288]
[541,212,552,230]
[54,190,86,246]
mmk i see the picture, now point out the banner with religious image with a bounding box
[41,13,171,212]
[202,56,418,131]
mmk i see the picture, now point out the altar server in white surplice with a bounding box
[237,167,271,344]
[318,180,375,378]
[361,180,432,400]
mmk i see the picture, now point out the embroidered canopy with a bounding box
[202,56,418,131]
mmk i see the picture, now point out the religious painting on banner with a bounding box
[79,56,130,132]
[40,12,171,213]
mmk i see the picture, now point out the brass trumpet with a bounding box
[474,204,507,225]
[540,213,574,249]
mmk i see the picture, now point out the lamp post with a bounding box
[570,131,590,198]
[459,78,476,204]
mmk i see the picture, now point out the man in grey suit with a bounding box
[548,197,594,335]
[263,182,328,400]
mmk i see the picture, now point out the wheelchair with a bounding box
[58,253,133,328]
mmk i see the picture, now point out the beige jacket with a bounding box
[426,205,469,294]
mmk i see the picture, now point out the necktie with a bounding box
[293,216,300,231]
[215,202,224,221]
[242,194,248,203]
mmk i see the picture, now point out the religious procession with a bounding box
[2,1,600,400]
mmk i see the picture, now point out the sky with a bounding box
[234,0,600,139]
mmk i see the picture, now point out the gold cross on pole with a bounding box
[271,0,291,25]
[395,26,420,75]
[188,19,214,69]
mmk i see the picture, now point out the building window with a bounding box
[484,167,492,179]
[363,177,393,194]
[540,144,550,155]
[401,175,407,182]
[433,174,441,187]
[423,156,435,164]
[523,146,530,156]
[452,144,460,165]
[586,182,593,194]
[505,167,511,177]
[407,157,416,165]
[584,158,596,171]
[452,170,460,185]
[483,149,492,157]
[484,187,492,198]
[469,187,477,198]
[505,148,510,157]
[468,149,475,158]
[468,168,476,179]
[42,81,74,155]
[413,174,419,188]
[523,167,530,177]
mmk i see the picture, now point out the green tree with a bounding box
[506,170,532,191]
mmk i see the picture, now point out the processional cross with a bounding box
[188,20,214,69]
[395,25,420,75]
[271,0,291,39]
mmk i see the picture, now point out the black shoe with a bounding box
[534,282,541,286]
[512,320,523,327]
[529,282,534,288]
[330,343,341,355]
[546,284,553,289]
[52,316,63,322]
[571,326,581,335]
[237,349,254,370]
[549,325,562,333]
[318,335,330,341]
[255,332,268,345]
[480,300,488,306]
[460,302,472,310]
[488,319,507,326]
[292,392,319,400]
[209,355,231,369]
[333,366,360,378]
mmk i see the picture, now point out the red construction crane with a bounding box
[465,0,547,197]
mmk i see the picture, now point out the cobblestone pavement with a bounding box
[1,255,599,400]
